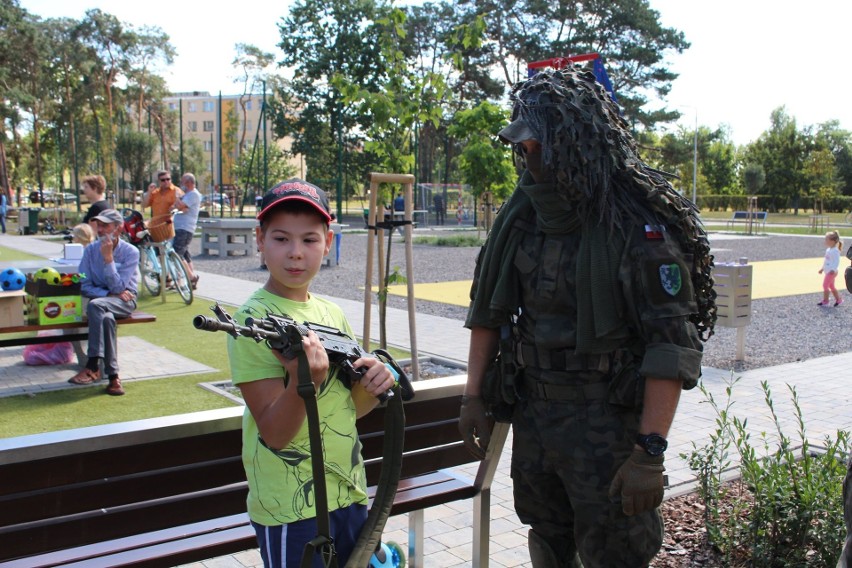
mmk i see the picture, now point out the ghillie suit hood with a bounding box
[492,65,716,341]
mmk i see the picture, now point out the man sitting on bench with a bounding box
[67,209,139,396]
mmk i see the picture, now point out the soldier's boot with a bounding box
[528,529,583,568]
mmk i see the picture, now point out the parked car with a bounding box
[201,192,230,207]
[28,190,56,204]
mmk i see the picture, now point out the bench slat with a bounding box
[0,312,156,348]
[0,382,509,568]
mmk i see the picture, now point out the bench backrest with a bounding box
[0,376,473,562]
[732,211,767,220]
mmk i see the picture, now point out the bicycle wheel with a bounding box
[166,249,193,305]
[140,247,161,296]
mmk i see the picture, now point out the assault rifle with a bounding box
[193,303,414,402]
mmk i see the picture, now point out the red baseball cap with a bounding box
[257,179,332,224]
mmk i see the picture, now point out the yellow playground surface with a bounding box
[384,257,826,306]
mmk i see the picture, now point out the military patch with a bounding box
[644,224,666,239]
[659,263,682,297]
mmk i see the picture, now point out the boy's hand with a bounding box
[353,357,395,398]
[272,330,329,390]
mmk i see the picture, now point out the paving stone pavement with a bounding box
[3,232,852,567]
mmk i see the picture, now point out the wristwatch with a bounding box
[636,433,668,456]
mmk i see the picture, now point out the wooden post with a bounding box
[363,173,419,382]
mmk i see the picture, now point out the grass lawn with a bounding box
[0,295,239,439]
[0,245,46,263]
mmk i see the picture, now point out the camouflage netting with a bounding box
[510,66,716,340]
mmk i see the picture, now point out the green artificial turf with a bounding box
[0,296,238,438]
[0,293,412,439]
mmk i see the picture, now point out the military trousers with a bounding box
[511,377,664,567]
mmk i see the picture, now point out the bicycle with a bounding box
[122,209,193,305]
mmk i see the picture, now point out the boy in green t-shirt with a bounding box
[228,179,395,567]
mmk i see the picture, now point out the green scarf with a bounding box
[466,172,628,354]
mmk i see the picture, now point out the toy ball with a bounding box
[34,267,62,285]
[0,267,26,291]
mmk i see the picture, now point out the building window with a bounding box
[203,101,214,112]
[188,121,197,132]
[203,121,214,132]
[188,102,197,112]
[207,160,213,172]
[168,102,177,111]
[204,141,213,151]
[246,100,253,110]
[245,120,252,133]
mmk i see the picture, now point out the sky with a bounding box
[20,0,852,147]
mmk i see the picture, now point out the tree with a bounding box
[447,101,515,200]
[742,163,765,195]
[115,129,157,196]
[457,0,690,129]
[270,0,392,201]
[741,107,810,212]
[814,120,852,196]
[336,8,448,181]
[804,147,837,212]
[231,43,276,153]
[233,143,297,202]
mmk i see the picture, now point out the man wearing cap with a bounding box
[68,208,139,396]
[459,67,716,567]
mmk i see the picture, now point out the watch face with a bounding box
[639,434,668,456]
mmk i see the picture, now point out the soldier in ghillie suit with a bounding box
[459,66,716,567]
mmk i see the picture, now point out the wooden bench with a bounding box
[0,312,156,369]
[0,311,156,349]
[726,210,767,231]
[0,375,508,568]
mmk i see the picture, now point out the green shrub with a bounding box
[683,376,849,566]
[411,235,484,247]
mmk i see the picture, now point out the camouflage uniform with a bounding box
[508,214,702,567]
[462,66,714,568]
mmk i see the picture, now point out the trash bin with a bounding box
[19,207,40,235]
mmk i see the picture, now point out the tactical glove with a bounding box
[608,448,665,516]
[458,395,491,460]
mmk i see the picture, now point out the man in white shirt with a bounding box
[173,173,201,288]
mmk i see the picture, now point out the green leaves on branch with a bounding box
[683,375,849,566]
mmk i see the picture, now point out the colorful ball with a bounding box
[34,267,62,285]
[0,268,26,291]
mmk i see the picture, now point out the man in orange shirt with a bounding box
[142,170,184,218]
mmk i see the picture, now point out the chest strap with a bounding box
[517,343,611,373]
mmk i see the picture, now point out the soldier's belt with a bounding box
[516,344,611,373]
[521,376,610,402]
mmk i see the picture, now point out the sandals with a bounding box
[68,368,101,385]
[190,275,199,290]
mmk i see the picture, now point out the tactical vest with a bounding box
[513,218,613,382]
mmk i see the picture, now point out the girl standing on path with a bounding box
[818,230,844,307]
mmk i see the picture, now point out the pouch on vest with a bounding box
[482,323,519,423]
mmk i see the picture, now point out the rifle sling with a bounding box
[296,349,338,568]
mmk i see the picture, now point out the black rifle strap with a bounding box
[295,349,338,568]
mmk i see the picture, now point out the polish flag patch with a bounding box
[645,224,666,239]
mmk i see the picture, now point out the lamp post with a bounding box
[676,105,699,204]
[691,108,698,205]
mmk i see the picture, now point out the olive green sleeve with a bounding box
[639,342,702,389]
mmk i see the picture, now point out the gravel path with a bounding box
[191,225,852,372]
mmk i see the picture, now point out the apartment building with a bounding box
[164,91,303,193]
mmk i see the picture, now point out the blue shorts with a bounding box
[252,503,368,567]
